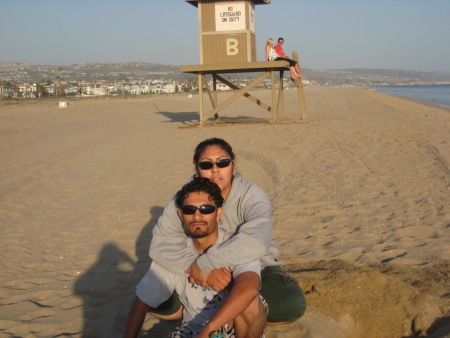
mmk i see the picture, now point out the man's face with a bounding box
[278,40,284,45]
[178,191,222,239]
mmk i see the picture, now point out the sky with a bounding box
[1,0,449,72]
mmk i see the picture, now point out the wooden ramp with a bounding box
[180,60,307,127]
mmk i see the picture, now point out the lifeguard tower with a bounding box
[181,0,307,126]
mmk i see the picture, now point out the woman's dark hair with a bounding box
[175,177,224,209]
[193,138,235,165]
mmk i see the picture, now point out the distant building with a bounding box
[43,84,55,95]
[64,86,78,95]
[16,83,37,97]
[130,84,141,94]
[151,83,176,94]
[216,83,231,91]
[104,84,119,93]
[140,84,150,93]
[93,84,106,96]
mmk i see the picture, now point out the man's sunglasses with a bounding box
[181,204,217,215]
[197,159,232,170]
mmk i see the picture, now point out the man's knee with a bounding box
[261,266,306,323]
[267,291,305,323]
[239,295,266,322]
[234,296,267,338]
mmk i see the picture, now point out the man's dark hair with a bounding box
[278,37,284,42]
[175,177,224,209]
[193,138,235,165]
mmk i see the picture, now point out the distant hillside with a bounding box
[0,62,181,83]
[302,68,450,86]
[338,68,450,82]
[1,62,449,86]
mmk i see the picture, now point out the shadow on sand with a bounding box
[156,111,199,124]
[74,206,179,337]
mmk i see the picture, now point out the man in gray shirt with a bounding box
[124,178,267,338]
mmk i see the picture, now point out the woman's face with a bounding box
[196,145,236,198]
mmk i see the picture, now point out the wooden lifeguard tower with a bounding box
[182,0,307,126]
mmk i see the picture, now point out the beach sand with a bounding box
[1,87,449,338]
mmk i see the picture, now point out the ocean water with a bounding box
[374,85,450,109]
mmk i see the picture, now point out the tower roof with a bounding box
[185,0,270,7]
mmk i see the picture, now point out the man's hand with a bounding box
[195,329,213,338]
[207,268,232,292]
[186,261,209,287]
[196,322,223,338]
[186,263,232,291]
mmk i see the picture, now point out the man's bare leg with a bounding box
[124,297,183,338]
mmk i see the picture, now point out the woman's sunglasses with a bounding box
[181,204,217,215]
[197,159,232,170]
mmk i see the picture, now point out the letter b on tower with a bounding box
[226,38,239,56]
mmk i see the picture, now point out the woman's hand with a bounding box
[186,261,209,287]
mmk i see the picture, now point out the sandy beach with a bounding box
[1,87,449,338]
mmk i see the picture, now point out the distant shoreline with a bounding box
[371,83,450,87]
[372,84,450,110]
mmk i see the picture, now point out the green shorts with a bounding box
[147,290,181,316]
[149,266,306,323]
[260,265,306,323]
